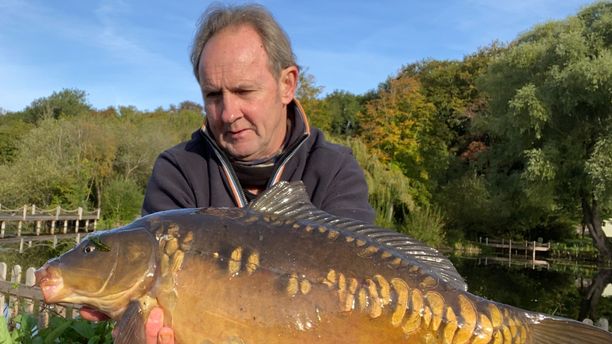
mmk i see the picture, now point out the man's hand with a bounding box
[79,306,174,344]
[146,307,175,344]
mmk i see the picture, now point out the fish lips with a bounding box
[35,264,69,304]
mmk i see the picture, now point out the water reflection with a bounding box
[450,256,612,322]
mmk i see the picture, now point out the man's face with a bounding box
[198,24,297,161]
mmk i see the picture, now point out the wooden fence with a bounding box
[0,205,100,239]
[0,262,78,329]
[479,237,551,261]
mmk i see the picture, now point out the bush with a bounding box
[399,205,446,248]
[100,178,144,227]
[0,313,113,344]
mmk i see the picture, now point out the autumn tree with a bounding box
[296,69,330,131]
[358,76,442,204]
[399,45,504,180]
[477,2,612,261]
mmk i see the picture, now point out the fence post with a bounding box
[0,262,6,315]
[36,221,41,236]
[63,220,68,234]
[51,206,59,235]
[25,267,36,314]
[1,221,4,238]
[31,204,36,215]
[9,265,22,320]
[94,208,101,231]
[75,207,82,233]
[508,239,512,266]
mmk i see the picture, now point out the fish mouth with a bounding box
[35,265,72,303]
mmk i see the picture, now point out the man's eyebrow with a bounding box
[201,83,220,92]
[231,84,256,91]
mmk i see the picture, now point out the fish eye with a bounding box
[83,245,96,254]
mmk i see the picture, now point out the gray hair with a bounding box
[190,3,298,82]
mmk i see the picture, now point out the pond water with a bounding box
[450,255,612,324]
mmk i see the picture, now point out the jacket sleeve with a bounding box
[320,150,376,224]
[141,151,196,216]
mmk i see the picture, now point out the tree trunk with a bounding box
[578,269,612,321]
[95,181,102,210]
[582,196,612,263]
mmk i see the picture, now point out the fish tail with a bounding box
[531,317,612,344]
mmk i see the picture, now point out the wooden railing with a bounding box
[479,237,551,261]
[0,262,78,327]
[0,205,100,239]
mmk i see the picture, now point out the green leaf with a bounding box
[72,319,96,338]
[0,316,13,344]
[43,318,73,344]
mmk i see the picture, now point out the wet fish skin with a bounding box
[35,182,612,344]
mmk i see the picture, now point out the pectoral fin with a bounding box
[114,301,147,344]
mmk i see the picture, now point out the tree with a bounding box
[18,89,91,123]
[358,76,440,205]
[296,69,330,131]
[324,90,362,136]
[0,114,33,164]
[477,2,612,261]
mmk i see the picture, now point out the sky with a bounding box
[0,0,598,112]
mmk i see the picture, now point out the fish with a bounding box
[35,181,611,343]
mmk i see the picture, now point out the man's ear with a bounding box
[279,66,298,105]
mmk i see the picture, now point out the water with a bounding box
[450,255,612,323]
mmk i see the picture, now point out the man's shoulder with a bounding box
[307,128,353,157]
[159,129,210,161]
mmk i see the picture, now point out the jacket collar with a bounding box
[199,99,311,207]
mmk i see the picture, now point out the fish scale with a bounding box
[35,182,612,344]
[182,210,559,344]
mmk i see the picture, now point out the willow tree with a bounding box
[478,2,612,261]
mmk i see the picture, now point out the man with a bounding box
[82,4,374,343]
[141,5,374,223]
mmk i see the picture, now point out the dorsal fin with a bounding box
[250,181,468,291]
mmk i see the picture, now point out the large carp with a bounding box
[36,182,610,343]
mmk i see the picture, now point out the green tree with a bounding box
[18,89,91,123]
[477,2,612,261]
[323,90,363,136]
[0,114,33,163]
[0,114,119,208]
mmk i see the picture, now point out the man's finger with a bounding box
[145,308,164,344]
[158,327,174,344]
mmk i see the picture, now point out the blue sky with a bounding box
[0,0,597,112]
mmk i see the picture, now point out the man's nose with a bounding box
[220,93,240,123]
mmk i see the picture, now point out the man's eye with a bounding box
[205,91,221,98]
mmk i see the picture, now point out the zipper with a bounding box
[200,128,248,207]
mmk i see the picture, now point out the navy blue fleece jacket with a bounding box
[142,101,375,224]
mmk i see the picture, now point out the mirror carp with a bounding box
[36,182,612,343]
